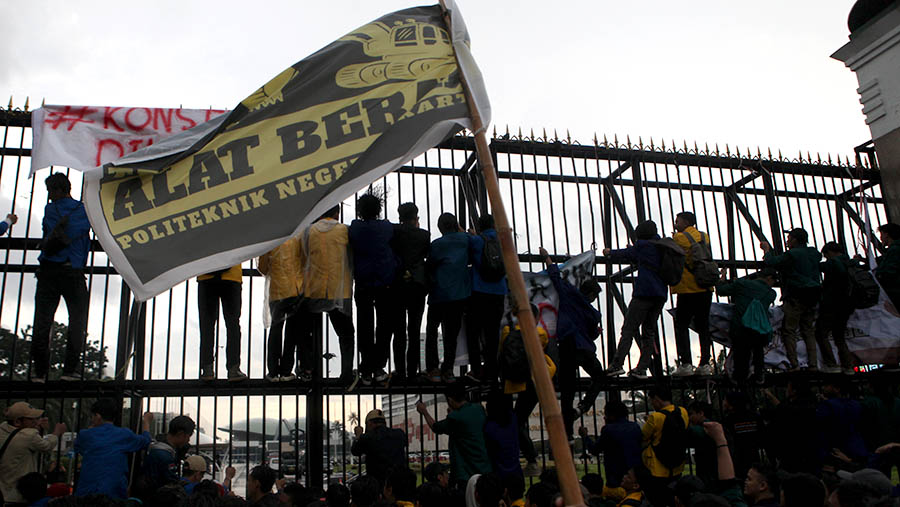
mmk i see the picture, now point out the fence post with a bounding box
[307,314,325,491]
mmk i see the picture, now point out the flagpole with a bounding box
[438,3,586,506]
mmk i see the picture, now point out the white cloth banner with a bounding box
[30,105,229,176]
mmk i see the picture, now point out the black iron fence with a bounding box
[0,106,889,492]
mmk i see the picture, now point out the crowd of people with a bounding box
[4,378,900,507]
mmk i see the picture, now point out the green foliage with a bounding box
[0,322,108,380]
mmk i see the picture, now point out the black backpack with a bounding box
[684,232,719,288]
[649,238,686,286]
[652,406,688,471]
[479,234,506,282]
[500,326,530,383]
[845,262,880,309]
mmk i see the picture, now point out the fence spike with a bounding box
[530,128,535,141]
[41,98,46,107]
[807,151,812,163]
[684,140,689,153]
[661,138,665,151]
[518,127,522,139]
[747,146,752,159]
[602,133,608,147]
[816,152,822,164]
[553,128,558,142]
[505,124,509,136]
[593,133,599,146]
[626,134,631,149]
[23,97,29,112]
[566,129,571,143]
[638,136,643,150]
[725,144,731,157]
[7,96,12,110]
[703,142,708,155]
[542,128,547,142]
[672,139,677,153]
[614,133,619,147]
[715,143,720,157]
[778,149,783,161]
[827,153,833,165]
[492,125,497,138]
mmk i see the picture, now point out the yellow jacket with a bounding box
[197,265,242,283]
[500,324,556,394]
[671,226,713,294]
[617,491,645,507]
[641,404,689,478]
[301,218,352,301]
[258,237,302,302]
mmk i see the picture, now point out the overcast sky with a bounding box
[2,0,870,159]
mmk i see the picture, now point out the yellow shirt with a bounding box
[301,219,352,300]
[197,264,242,283]
[671,226,714,294]
[641,404,689,478]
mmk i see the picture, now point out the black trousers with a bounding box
[355,285,394,376]
[558,337,607,440]
[267,297,304,376]
[424,299,465,374]
[731,325,768,382]
[298,309,355,375]
[464,291,505,379]
[31,263,89,377]
[198,279,242,369]
[391,281,427,377]
[815,303,854,369]
[674,291,713,365]
[515,383,540,462]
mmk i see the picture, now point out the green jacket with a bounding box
[763,246,821,299]
[715,277,776,326]
[876,242,900,290]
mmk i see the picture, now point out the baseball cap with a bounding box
[365,409,385,424]
[836,468,891,497]
[5,402,44,420]
[185,455,207,473]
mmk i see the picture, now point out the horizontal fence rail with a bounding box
[0,107,890,493]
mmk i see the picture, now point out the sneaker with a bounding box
[423,369,442,383]
[820,366,841,374]
[341,370,360,392]
[373,369,389,383]
[59,373,80,381]
[672,364,695,377]
[842,367,856,376]
[265,373,281,383]
[573,402,589,419]
[200,365,216,381]
[31,375,47,384]
[523,462,541,477]
[695,364,714,376]
[605,366,626,377]
[281,373,298,382]
[360,373,373,386]
[628,370,648,380]
[752,373,766,386]
[465,370,482,383]
[440,371,457,384]
[227,367,248,382]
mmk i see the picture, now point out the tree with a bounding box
[0,322,108,380]
[348,412,359,428]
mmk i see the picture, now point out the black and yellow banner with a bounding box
[83,2,489,300]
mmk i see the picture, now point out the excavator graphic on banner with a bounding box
[336,19,457,89]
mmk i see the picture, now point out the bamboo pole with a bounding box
[438,3,586,506]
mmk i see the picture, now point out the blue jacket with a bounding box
[427,232,473,303]
[0,220,9,236]
[547,264,601,353]
[817,397,867,462]
[39,197,91,268]
[607,238,667,298]
[142,441,180,489]
[469,230,508,295]
[585,420,643,488]
[349,219,398,288]
[73,424,151,498]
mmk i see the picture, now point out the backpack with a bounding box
[652,406,688,470]
[479,233,506,282]
[500,326,530,383]
[649,238,686,286]
[684,232,719,288]
[845,262,880,309]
